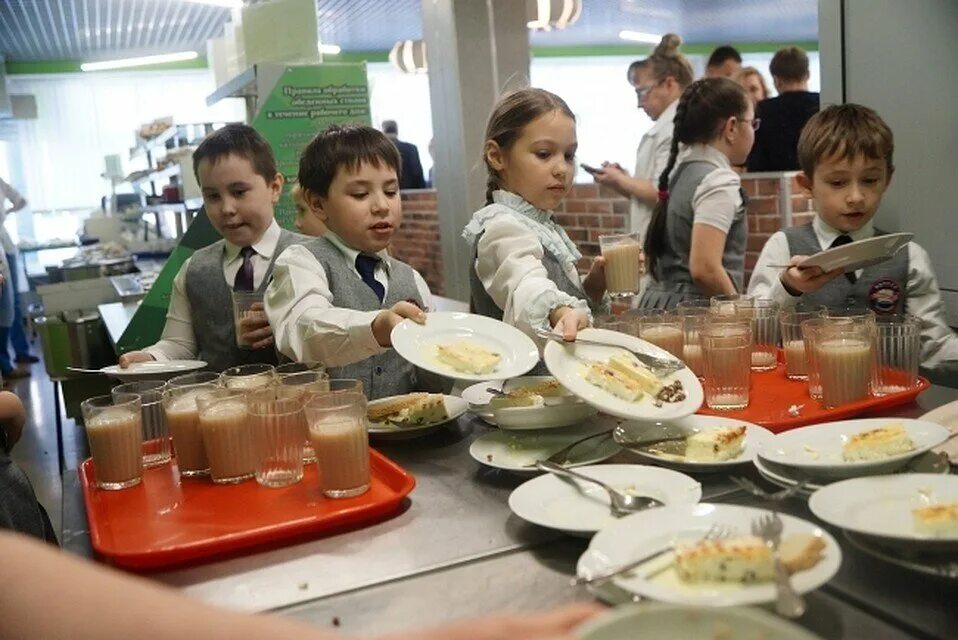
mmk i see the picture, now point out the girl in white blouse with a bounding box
[462,88,606,344]
[640,78,757,309]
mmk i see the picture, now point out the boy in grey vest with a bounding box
[749,104,958,377]
[265,125,431,399]
[121,124,306,372]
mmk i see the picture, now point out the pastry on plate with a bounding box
[437,340,501,375]
[685,426,747,462]
[585,362,643,401]
[368,393,448,426]
[675,535,774,584]
[607,353,663,395]
[912,502,958,537]
[842,423,915,461]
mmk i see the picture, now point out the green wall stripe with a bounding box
[5,56,209,74]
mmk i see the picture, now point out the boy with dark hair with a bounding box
[266,124,432,398]
[746,46,820,171]
[749,104,958,377]
[705,45,742,78]
[121,124,307,371]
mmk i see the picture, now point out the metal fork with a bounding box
[572,523,730,586]
[731,476,810,501]
[521,430,614,468]
[752,512,806,618]
[534,327,686,377]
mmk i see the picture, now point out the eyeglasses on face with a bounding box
[742,117,761,131]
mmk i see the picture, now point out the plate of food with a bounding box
[579,503,841,607]
[98,359,207,381]
[462,376,597,429]
[809,474,958,551]
[919,399,958,463]
[469,417,621,474]
[391,312,539,382]
[757,418,949,478]
[791,232,912,273]
[508,464,701,537]
[576,603,823,640]
[367,393,467,439]
[543,328,703,421]
[614,415,773,472]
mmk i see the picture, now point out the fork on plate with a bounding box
[752,512,806,618]
[522,430,614,468]
[731,476,809,501]
[533,327,686,377]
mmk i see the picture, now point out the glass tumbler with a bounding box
[599,232,643,297]
[304,390,371,499]
[677,307,708,378]
[779,310,819,380]
[700,318,752,410]
[248,388,305,488]
[221,363,276,390]
[872,314,920,395]
[232,291,266,350]
[809,322,874,409]
[276,370,332,463]
[197,389,255,484]
[81,394,143,490]
[112,380,170,467]
[632,309,684,359]
[162,382,218,477]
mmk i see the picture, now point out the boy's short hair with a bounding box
[797,104,894,177]
[298,124,402,197]
[192,123,277,183]
[707,45,742,69]
[769,46,809,82]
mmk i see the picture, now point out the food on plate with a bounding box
[367,393,448,426]
[675,536,774,584]
[489,393,542,409]
[842,423,915,461]
[685,426,747,462]
[489,378,568,409]
[585,362,643,401]
[912,502,958,537]
[436,340,501,374]
[675,533,825,583]
[608,353,663,395]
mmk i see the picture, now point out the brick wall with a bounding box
[391,173,814,296]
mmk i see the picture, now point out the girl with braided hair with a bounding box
[462,88,608,347]
[639,78,757,309]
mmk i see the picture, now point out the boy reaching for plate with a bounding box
[748,104,958,378]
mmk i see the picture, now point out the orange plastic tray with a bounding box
[80,449,415,570]
[697,364,929,433]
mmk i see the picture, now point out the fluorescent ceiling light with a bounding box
[181,0,244,8]
[81,51,199,72]
[619,30,664,45]
[317,43,341,55]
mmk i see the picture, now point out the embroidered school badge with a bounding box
[868,278,902,314]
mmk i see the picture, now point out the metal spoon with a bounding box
[536,460,663,517]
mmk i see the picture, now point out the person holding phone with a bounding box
[590,34,692,240]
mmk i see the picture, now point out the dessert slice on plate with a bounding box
[368,393,449,426]
[842,423,915,461]
[437,340,502,375]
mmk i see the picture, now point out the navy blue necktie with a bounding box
[355,254,385,303]
[830,234,857,283]
[233,246,256,291]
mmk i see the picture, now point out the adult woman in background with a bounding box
[734,66,770,106]
[591,34,694,240]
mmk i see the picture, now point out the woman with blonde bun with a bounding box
[592,33,694,243]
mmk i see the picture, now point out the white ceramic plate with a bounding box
[797,232,912,273]
[614,415,773,472]
[508,464,701,537]
[461,376,596,429]
[100,359,207,381]
[459,379,505,406]
[809,474,958,550]
[391,312,539,382]
[920,399,958,463]
[469,416,622,474]
[576,603,824,640]
[582,503,841,607]
[543,328,703,421]
[844,531,958,580]
[367,394,468,440]
[757,418,949,478]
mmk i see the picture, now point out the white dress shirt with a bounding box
[682,144,745,234]
[463,191,592,343]
[145,221,284,361]
[748,215,958,374]
[265,231,433,367]
[630,99,678,236]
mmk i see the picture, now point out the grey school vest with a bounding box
[185,229,308,372]
[640,160,747,310]
[469,231,586,320]
[783,223,909,314]
[301,236,423,399]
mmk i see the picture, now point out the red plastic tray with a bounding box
[80,449,415,570]
[697,364,929,433]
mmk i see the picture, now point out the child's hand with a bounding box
[549,306,590,342]
[372,301,426,348]
[582,255,607,303]
[238,303,274,350]
[118,351,155,369]
[780,255,845,294]
[590,162,628,189]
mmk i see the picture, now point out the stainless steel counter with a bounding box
[61,385,957,638]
